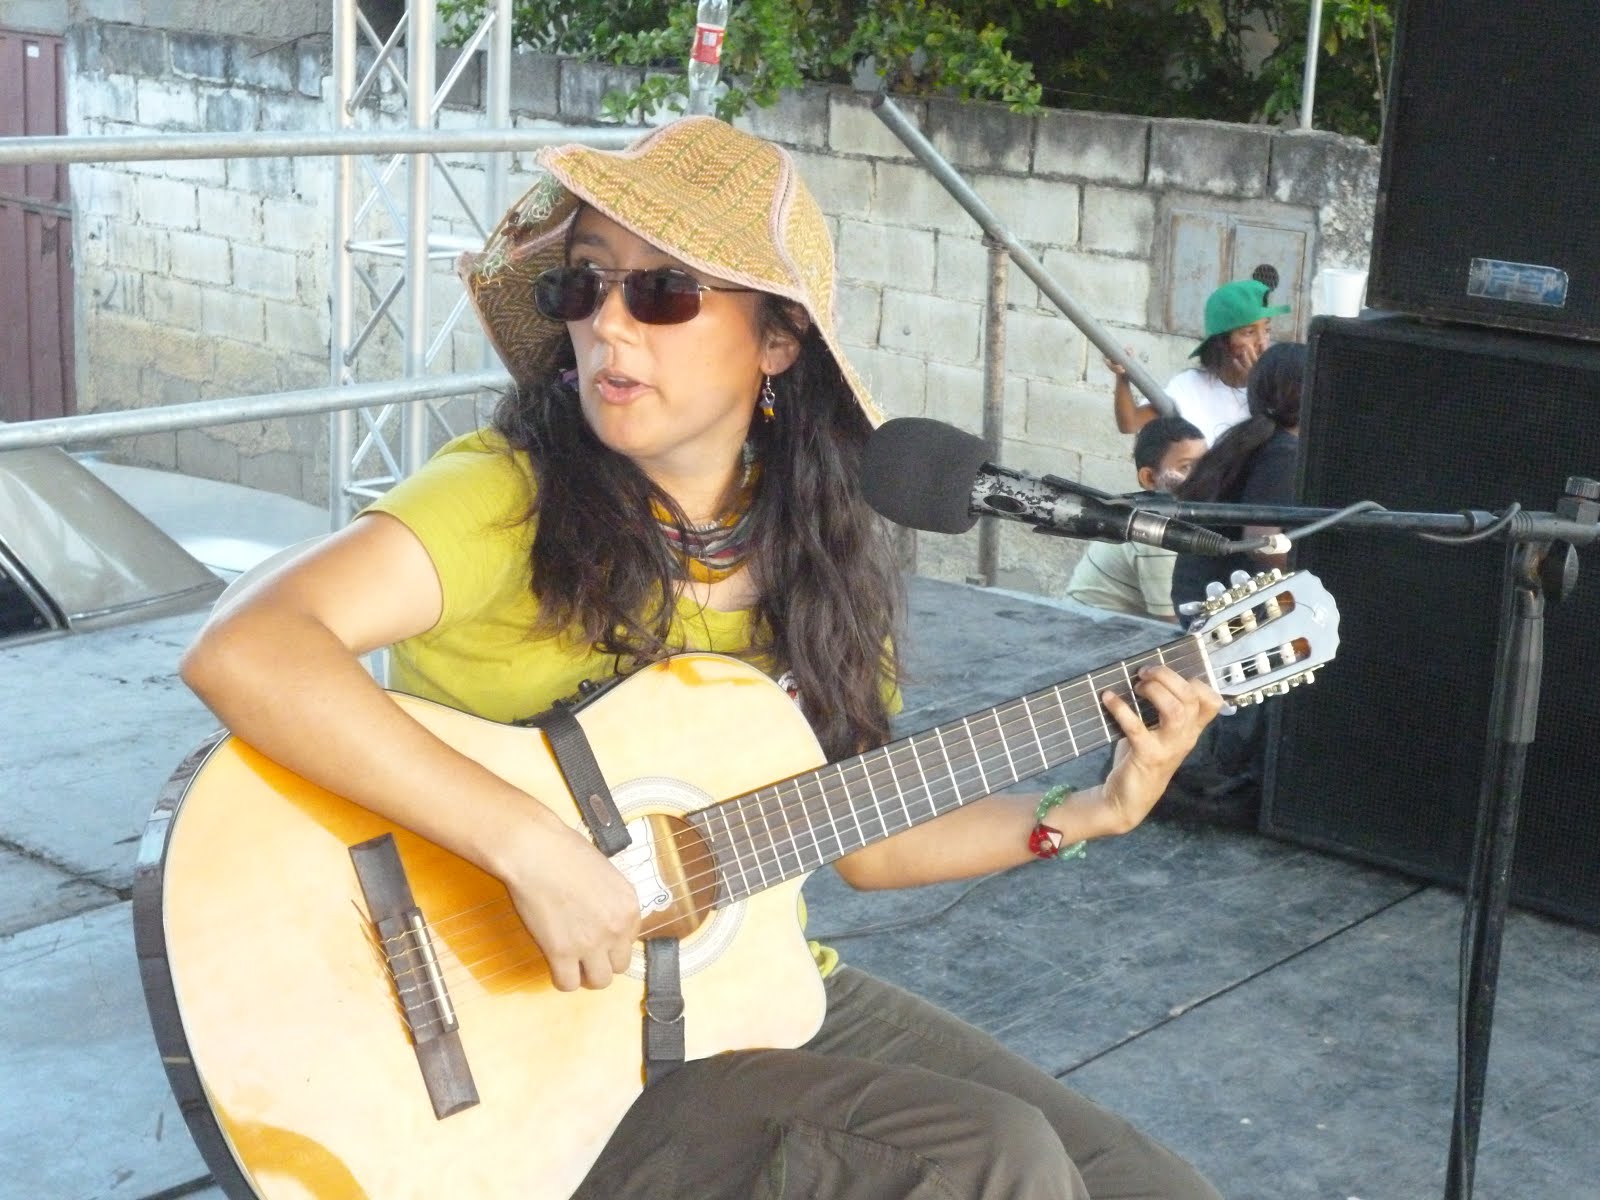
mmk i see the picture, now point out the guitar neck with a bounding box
[689,634,1206,906]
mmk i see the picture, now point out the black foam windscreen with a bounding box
[1262,315,1600,928]
[861,418,990,534]
[1367,0,1600,339]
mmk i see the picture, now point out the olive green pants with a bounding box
[575,966,1222,1199]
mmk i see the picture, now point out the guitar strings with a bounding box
[379,638,1235,1012]
[384,623,1294,1013]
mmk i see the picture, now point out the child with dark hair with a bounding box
[1064,415,1206,622]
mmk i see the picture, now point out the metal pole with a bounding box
[403,0,438,478]
[0,127,640,166]
[1301,0,1324,131]
[870,94,1174,415]
[331,0,359,525]
[977,238,1008,588]
[0,371,512,451]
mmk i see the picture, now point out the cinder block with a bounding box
[226,155,297,200]
[789,150,873,221]
[828,90,924,161]
[936,237,1044,312]
[264,299,330,355]
[999,307,1087,382]
[925,97,1031,174]
[202,88,259,133]
[870,161,972,235]
[167,231,232,286]
[70,75,136,126]
[142,276,203,329]
[975,173,1079,248]
[107,223,171,273]
[1035,110,1148,185]
[95,23,168,78]
[736,88,829,151]
[836,282,882,343]
[879,290,983,367]
[139,326,213,381]
[196,188,262,242]
[509,51,561,117]
[1149,119,1272,198]
[1081,187,1155,256]
[228,38,297,93]
[135,176,198,230]
[87,268,142,317]
[1038,249,1150,328]
[1023,379,1129,465]
[200,289,265,341]
[558,61,642,122]
[169,32,230,82]
[836,220,936,291]
[232,244,298,301]
[847,345,928,421]
[134,78,199,129]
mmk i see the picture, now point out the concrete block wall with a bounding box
[64,27,1380,596]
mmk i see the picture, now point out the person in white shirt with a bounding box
[1110,278,1290,446]
[1063,415,1206,623]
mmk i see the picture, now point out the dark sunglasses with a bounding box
[533,265,757,326]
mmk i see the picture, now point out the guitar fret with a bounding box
[715,803,751,898]
[796,776,827,870]
[1020,696,1049,778]
[960,717,991,796]
[808,774,844,864]
[991,707,1018,788]
[1054,684,1080,758]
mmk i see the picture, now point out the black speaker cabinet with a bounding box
[1261,315,1600,928]
[1366,0,1600,340]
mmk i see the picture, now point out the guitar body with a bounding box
[135,653,832,1200]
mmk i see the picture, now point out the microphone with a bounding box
[861,417,1232,556]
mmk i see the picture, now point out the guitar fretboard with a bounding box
[688,636,1206,907]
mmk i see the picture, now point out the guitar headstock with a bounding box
[1190,568,1340,706]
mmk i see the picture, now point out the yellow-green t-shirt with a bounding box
[364,429,777,723]
[363,428,855,973]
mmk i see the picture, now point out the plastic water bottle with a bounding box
[686,0,730,116]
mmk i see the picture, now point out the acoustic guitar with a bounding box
[134,568,1339,1198]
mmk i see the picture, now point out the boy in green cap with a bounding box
[1110,277,1290,445]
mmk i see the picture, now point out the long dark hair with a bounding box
[492,299,904,760]
[1177,342,1307,504]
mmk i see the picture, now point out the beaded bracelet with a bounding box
[1028,783,1088,863]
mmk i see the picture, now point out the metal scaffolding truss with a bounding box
[328,0,513,524]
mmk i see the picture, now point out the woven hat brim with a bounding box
[457,120,881,426]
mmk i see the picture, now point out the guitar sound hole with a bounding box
[638,813,717,942]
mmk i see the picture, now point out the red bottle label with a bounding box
[690,23,725,66]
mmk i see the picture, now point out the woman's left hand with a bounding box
[1098,665,1223,833]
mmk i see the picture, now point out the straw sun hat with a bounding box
[458,116,881,425]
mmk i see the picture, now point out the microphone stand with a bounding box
[1135,480,1600,1200]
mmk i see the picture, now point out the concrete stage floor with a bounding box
[3,573,1596,1200]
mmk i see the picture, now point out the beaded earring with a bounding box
[759,374,777,421]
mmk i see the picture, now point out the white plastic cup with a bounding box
[1313,267,1368,317]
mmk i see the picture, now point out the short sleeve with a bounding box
[361,430,537,628]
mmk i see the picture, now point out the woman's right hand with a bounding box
[500,818,642,992]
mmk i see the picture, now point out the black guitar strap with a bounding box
[536,700,686,1083]
[643,936,686,1084]
[537,702,630,857]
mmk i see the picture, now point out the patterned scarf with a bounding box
[651,452,761,584]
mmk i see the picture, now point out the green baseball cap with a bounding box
[1191,279,1291,356]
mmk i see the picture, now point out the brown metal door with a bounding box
[0,30,75,423]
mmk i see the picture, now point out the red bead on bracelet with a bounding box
[1030,784,1087,863]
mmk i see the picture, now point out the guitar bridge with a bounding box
[350,834,480,1120]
